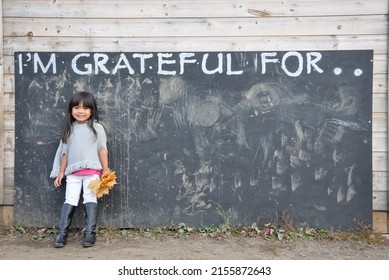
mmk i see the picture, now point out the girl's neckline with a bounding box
[74,120,98,125]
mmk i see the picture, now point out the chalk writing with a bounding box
[17,51,324,77]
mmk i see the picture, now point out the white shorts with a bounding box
[65,174,99,206]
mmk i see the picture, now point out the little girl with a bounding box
[50,91,109,248]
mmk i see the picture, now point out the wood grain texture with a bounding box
[3,0,387,18]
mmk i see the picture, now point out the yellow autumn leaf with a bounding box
[88,169,117,198]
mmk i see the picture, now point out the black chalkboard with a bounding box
[14,51,373,230]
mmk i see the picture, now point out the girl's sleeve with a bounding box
[96,124,108,153]
[49,141,68,178]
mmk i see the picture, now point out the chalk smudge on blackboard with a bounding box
[14,51,373,229]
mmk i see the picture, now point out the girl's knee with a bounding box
[64,197,79,206]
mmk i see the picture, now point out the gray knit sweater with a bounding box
[50,121,107,178]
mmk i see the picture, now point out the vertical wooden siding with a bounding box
[0,0,4,206]
[1,0,388,219]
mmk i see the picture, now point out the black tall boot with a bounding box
[54,203,76,248]
[83,202,98,247]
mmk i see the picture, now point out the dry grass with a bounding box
[1,220,388,247]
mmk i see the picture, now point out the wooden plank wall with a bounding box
[0,0,6,222]
[1,0,388,231]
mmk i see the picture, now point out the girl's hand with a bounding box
[55,155,67,188]
[54,173,64,188]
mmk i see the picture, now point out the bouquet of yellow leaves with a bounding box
[88,169,117,198]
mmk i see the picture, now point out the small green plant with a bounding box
[121,229,135,238]
[165,222,193,239]
[31,228,47,241]
[14,224,26,234]
[198,224,220,238]
[31,227,57,241]
[215,203,231,231]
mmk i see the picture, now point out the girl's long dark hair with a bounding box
[61,91,100,143]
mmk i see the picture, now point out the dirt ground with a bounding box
[0,229,388,260]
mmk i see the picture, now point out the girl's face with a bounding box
[72,101,92,123]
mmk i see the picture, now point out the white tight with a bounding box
[65,174,99,206]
